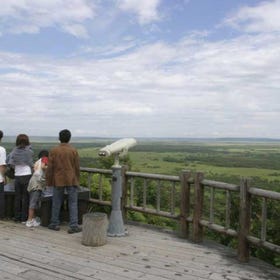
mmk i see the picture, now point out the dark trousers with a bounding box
[0,182,4,218]
[14,175,31,221]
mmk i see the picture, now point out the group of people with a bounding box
[0,129,82,234]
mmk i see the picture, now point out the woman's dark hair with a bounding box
[16,134,30,148]
[38,149,49,159]
[0,130,3,140]
[59,129,71,143]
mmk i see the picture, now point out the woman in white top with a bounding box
[0,130,6,219]
[8,134,33,222]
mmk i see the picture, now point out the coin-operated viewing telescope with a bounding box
[98,138,137,157]
[98,138,137,237]
[98,138,137,166]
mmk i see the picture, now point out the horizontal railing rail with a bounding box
[80,167,280,262]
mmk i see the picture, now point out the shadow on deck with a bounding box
[0,220,279,280]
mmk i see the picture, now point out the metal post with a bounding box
[107,156,128,237]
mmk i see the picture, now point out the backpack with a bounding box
[5,165,15,179]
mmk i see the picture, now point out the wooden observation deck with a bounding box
[0,220,279,280]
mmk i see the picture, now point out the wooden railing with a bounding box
[80,167,280,262]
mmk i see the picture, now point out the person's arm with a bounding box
[0,165,6,184]
[0,148,7,183]
[74,150,80,182]
[45,153,54,186]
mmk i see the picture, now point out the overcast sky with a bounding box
[0,0,280,138]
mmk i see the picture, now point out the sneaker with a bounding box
[32,219,40,227]
[48,224,60,231]
[26,220,34,228]
[26,219,40,228]
[68,226,82,234]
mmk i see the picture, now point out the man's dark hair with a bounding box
[59,129,71,143]
[0,130,3,140]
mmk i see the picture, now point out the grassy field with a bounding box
[129,150,280,180]
[4,138,280,190]
[131,140,279,177]
[73,138,280,191]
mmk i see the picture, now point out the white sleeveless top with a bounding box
[0,146,6,183]
[15,165,32,176]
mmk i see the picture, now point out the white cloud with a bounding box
[62,24,89,38]
[0,0,162,39]
[117,0,161,24]
[1,20,280,138]
[0,0,95,37]
[224,0,280,33]
[1,1,280,138]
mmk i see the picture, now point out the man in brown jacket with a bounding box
[46,129,81,233]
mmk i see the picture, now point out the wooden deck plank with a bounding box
[0,225,218,279]
[0,220,279,280]
[0,223,277,280]
[0,254,84,280]
[0,268,26,280]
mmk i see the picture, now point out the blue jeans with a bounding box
[50,186,78,228]
[0,182,5,218]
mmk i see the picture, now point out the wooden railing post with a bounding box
[179,170,191,238]
[192,172,204,243]
[121,165,128,223]
[238,178,251,262]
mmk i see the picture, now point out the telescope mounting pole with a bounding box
[107,153,127,237]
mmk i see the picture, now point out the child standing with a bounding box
[26,150,49,227]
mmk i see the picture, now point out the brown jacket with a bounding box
[46,143,80,187]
